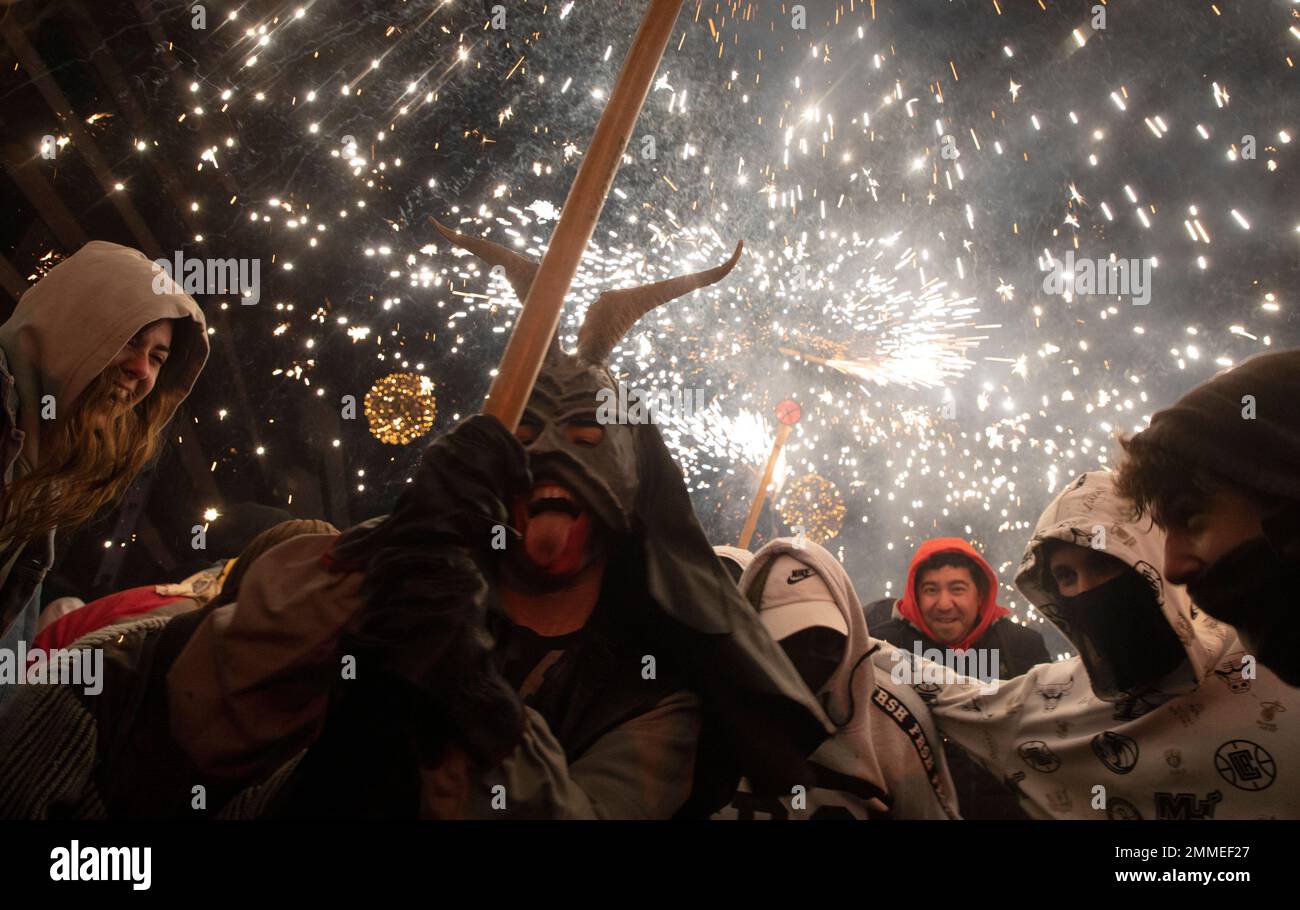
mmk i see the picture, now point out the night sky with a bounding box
[3,0,1297,656]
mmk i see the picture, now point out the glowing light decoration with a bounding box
[364,372,437,445]
[775,473,846,544]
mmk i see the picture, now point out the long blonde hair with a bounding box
[0,325,192,546]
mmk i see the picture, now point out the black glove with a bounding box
[335,413,531,560]
[328,414,533,768]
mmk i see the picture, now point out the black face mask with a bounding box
[1187,537,1300,688]
[1049,570,1188,698]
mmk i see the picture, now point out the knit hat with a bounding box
[1136,349,1300,503]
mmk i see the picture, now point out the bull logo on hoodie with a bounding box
[1091,731,1140,775]
[1213,651,1253,694]
[1036,676,1073,712]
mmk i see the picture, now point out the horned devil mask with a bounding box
[432,218,742,571]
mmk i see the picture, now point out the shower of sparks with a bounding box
[77,0,1298,647]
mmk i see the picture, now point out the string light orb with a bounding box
[775,473,846,544]
[364,372,437,445]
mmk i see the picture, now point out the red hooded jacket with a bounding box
[896,537,1009,652]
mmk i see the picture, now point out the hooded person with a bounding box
[0,221,830,819]
[873,538,1048,818]
[0,241,208,677]
[715,538,959,820]
[714,545,753,585]
[1116,348,1300,687]
[873,537,1050,678]
[890,471,1300,820]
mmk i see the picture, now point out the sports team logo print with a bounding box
[1036,676,1073,712]
[1064,527,1096,550]
[1213,651,1253,694]
[1258,701,1286,733]
[1115,695,1160,722]
[1106,797,1143,820]
[1132,560,1164,605]
[1154,790,1221,820]
[1169,701,1203,727]
[1214,740,1277,791]
[1017,740,1062,773]
[1091,731,1140,775]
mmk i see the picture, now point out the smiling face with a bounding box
[95,318,172,421]
[916,564,982,646]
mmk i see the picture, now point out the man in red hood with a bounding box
[875,537,1049,675]
[873,537,1050,820]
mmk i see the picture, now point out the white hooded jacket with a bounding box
[893,472,1299,819]
[717,538,959,819]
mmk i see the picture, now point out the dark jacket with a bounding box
[0,347,55,680]
[874,611,1051,680]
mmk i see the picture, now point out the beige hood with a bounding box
[0,241,209,469]
[1014,470,1226,699]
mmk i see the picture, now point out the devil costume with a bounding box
[0,221,830,819]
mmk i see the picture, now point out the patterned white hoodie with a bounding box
[717,538,959,819]
[889,471,1300,819]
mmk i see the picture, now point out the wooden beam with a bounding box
[0,253,27,305]
[0,140,91,251]
[0,13,162,257]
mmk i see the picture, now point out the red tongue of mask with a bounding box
[511,497,592,577]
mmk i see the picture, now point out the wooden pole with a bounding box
[738,424,793,550]
[482,0,685,428]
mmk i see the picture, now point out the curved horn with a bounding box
[429,217,539,303]
[577,240,743,364]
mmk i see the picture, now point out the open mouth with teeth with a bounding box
[513,481,592,575]
[527,484,582,519]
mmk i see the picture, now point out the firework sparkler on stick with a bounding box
[738,398,802,549]
[472,0,686,430]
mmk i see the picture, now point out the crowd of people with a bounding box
[0,236,1295,819]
